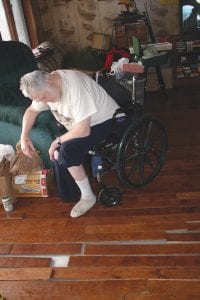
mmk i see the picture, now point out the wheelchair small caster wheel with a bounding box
[98,186,122,207]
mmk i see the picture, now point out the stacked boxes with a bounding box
[175,39,200,79]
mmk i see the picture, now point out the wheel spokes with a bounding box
[143,120,153,148]
[119,118,167,187]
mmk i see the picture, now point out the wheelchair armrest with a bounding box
[113,103,143,118]
[113,107,128,117]
[112,104,143,132]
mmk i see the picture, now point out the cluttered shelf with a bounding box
[114,0,148,48]
[172,38,200,85]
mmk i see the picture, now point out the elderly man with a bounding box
[20,69,121,217]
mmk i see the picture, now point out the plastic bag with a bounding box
[109,57,129,79]
[0,159,10,177]
[0,144,15,176]
[0,145,16,202]
[0,144,15,163]
[0,176,16,203]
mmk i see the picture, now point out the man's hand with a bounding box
[49,140,60,161]
[48,118,91,161]
[20,137,36,158]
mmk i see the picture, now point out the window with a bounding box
[0,0,38,47]
[0,0,17,41]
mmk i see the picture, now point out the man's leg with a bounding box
[68,165,96,218]
[57,120,114,217]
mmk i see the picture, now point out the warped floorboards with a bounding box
[0,87,200,299]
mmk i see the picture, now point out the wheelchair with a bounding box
[89,72,168,207]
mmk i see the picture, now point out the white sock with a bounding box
[75,177,94,200]
[70,177,96,218]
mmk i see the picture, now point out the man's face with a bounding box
[29,83,60,104]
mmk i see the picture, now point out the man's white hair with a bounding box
[20,70,50,98]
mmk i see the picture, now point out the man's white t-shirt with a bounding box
[31,70,120,131]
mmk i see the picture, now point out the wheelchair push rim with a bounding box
[116,115,168,188]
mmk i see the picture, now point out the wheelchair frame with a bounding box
[91,73,168,206]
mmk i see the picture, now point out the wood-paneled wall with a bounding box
[31,0,179,51]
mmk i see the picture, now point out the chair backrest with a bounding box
[0,41,38,106]
[98,76,132,107]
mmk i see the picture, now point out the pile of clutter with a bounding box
[0,143,53,211]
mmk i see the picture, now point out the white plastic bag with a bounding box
[109,57,129,79]
[0,145,15,162]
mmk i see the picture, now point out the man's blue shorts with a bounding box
[57,118,114,168]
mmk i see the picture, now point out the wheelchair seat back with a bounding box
[98,76,132,107]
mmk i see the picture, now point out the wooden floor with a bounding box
[0,86,200,299]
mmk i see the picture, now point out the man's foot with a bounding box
[70,195,96,218]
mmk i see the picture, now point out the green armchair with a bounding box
[0,40,59,168]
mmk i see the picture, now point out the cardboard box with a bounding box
[12,169,54,198]
[92,33,111,51]
[123,63,144,73]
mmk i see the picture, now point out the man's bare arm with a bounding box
[21,106,40,138]
[20,106,40,157]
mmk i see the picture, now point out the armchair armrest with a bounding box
[0,104,58,133]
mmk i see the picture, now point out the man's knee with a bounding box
[58,139,85,167]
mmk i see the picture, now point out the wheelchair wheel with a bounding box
[98,186,122,207]
[117,115,168,188]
